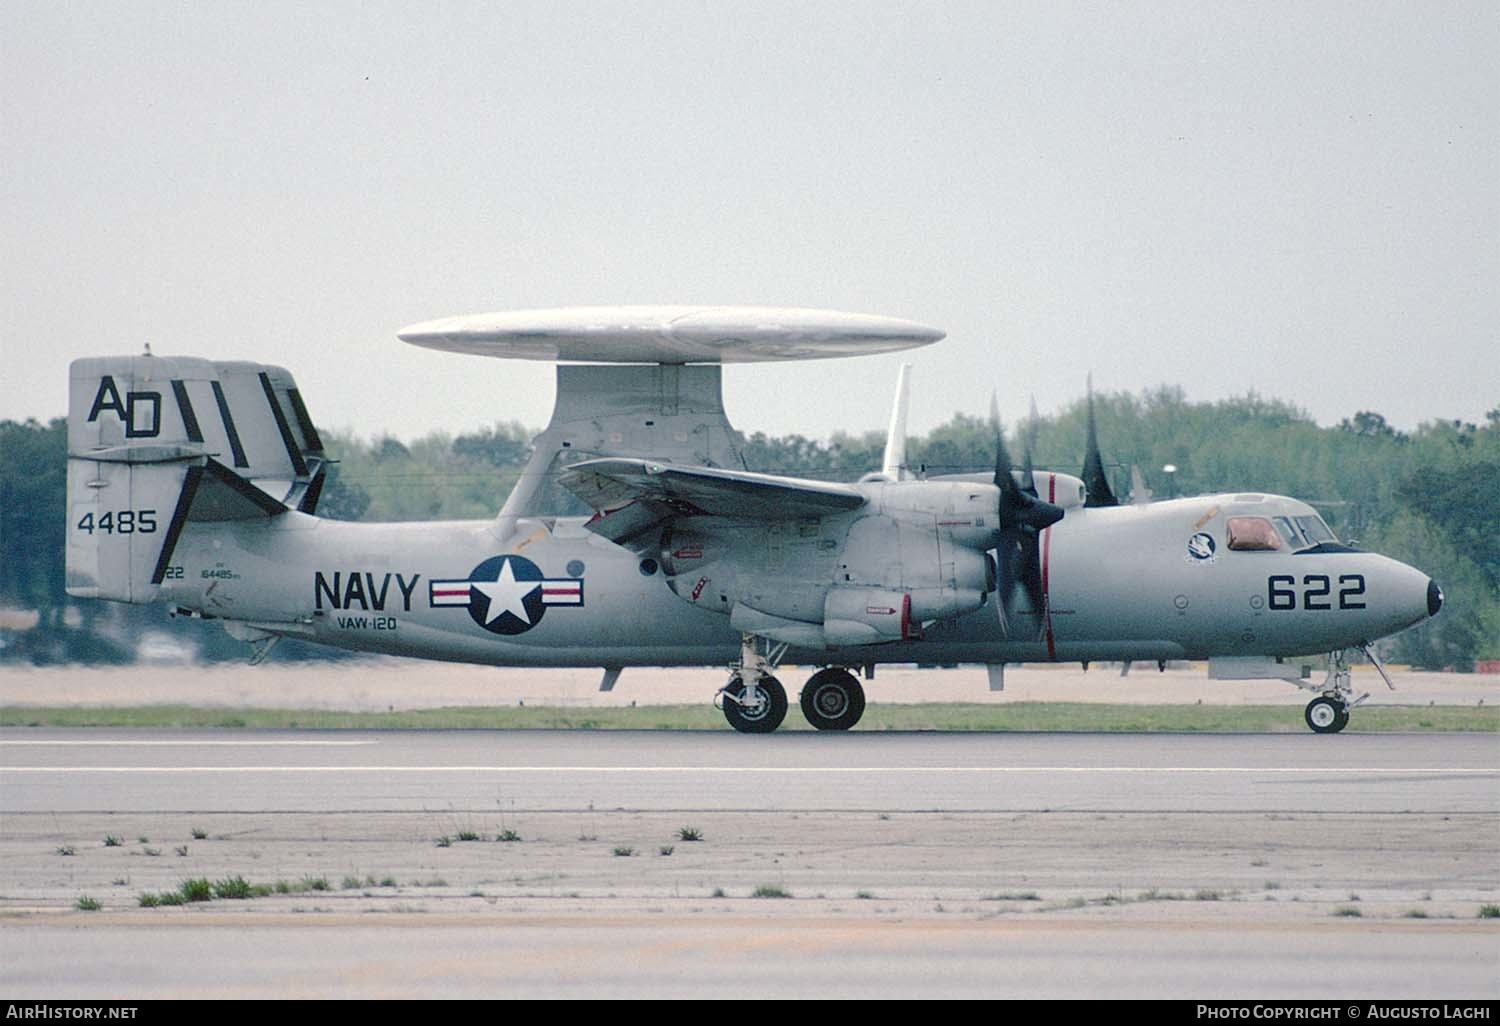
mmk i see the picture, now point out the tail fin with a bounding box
[881,363,913,481]
[66,355,327,603]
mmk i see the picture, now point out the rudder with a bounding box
[66,354,326,604]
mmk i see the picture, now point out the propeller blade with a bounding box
[1020,395,1039,499]
[1081,376,1119,508]
[990,401,1026,519]
[990,393,1060,640]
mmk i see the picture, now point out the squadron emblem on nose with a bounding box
[1187,533,1217,561]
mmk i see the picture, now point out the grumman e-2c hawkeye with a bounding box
[65,307,1441,733]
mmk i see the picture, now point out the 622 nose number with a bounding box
[1267,574,1365,611]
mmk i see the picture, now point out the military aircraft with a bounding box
[65,306,1441,733]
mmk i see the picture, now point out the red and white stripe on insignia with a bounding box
[429,581,473,607]
[541,579,583,605]
[430,575,584,608]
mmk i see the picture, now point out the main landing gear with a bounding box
[717,633,790,733]
[1296,646,1397,734]
[716,634,868,733]
[800,667,866,731]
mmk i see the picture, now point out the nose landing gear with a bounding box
[1296,647,1395,734]
[1304,695,1349,734]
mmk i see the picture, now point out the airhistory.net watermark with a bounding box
[5,1008,137,1020]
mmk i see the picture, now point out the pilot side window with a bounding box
[1226,516,1282,552]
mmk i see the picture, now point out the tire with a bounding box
[799,668,866,731]
[723,675,788,734]
[1305,696,1347,734]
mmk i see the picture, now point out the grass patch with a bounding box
[1403,909,1429,919]
[659,846,674,856]
[103,835,122,847]
[55,846,75,857]
[1193,889,1223,901]
[212,876,253,900]
[5,702,1494,732]
[983,891,1041,902]
[435,836,453,848]
[855,890,875,900]
[1479,904,1499,919]
[677,826,703,842]
[454,830,482,842]
[137,876,295,907]
[180,878,213,903]
[752,884,792,899]
[612,846,635,857]
[1332,905,1363,917]
[75,896,101,911]
[190,828,208,840]
[496,829,522,843]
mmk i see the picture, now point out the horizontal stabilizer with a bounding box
[560,458,866,521]
[181,459,291,522]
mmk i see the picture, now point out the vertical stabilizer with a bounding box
[66,355,322,603]
[881,363,913,481]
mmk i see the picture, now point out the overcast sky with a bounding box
[4,1,1496,446]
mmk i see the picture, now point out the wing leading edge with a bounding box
[560,458,866,538]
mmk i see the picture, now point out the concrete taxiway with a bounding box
[1,728,1496,998]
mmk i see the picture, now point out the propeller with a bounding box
[1020,395,1039,500]
[989,395,1064,636]
[1081,375,1120,508]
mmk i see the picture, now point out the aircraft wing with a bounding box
[560,458,867,521]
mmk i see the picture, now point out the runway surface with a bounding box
[2,729,1495,813]
[2,729,1497,998]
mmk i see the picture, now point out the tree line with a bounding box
[3,389,1495,668]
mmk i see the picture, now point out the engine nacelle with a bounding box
[823,588,914,645]
[1032,471,1086,509]
[660,506,996,646]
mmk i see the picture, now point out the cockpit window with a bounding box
[1273,517,1303,550]
[1227,516,1282,552]
[1295,515,1337,545]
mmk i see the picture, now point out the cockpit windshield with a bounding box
[1294,515,1337,545]
[1226,513,1340,553]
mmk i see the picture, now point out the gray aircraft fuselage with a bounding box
[160,488,1434,670]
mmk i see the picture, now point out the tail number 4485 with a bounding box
[1268,574,1365,611]
[76,509,158,535]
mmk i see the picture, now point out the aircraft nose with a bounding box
[1427,578,1443,618]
